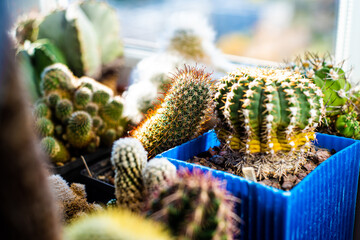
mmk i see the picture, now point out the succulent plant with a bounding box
[33,102,51,118]
[132,65,214,158]
[65,209,172,240]
[335,113,360,139]
[85,102,98,116]
[142,157,177,195]
[92,89,111,106]
[101,128,117,147]
[46,92,61,108]
[110,137,147,212]
[74,87,92,109]
[100,97,124,128]
[148,169,239,240]
[14,14,40,44]
[215,68,324,155]
[66,111,93,148]
[40,136,70,163]
[35,117,54,137]
[55,99,73,122]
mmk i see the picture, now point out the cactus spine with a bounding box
[148,169,239,240]
[216,68,324,155]
[132,65,214,158]
[110,137,147,212]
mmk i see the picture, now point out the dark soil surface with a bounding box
[187,145,333,191]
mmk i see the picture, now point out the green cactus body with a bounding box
[149,169,238,240]
[100,97,124,128]
[55,99,73,122]
[169,29,206,61]
[110,138,147,212]
[47,92,61,108]
[65,209,172,240]
[92,116,103,129]
[33,102,51,118]
[40,63,75,98]
[79,1,123,65]
[132,66,214,158]
[35,117,54,137]
[74,88,92,109]
[85,102,98,116]
[335,113,360,139]
[40,136,70,163]
[101,128,117,147]
[216,68,324,154]
[92,90,111,106]
[66,111,93,148]
[142,158,177,194]
[290,54,350,116]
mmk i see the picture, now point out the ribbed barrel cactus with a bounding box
[132,65,214,158]
[148,169,239,240]
[215,68,325,155]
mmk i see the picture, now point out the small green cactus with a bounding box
[84,102,98,116]
[132,65,214,158]
[92,89,111,106]
[142,158,177,195]
[92,116,103,130]
[101,128,117,147]
[74,88,92,109]
[35,117,54,137]
[40,137,70,163]
[335,113,360,139]
[110,137,147,212]
[100,97,124,128]
[66,111,93,148]
[46,92,61,108]
[33,102,51,118]
[55,99,73,122]
[148,169,239,240]
[215,68,324,154]
[64,209,172,240]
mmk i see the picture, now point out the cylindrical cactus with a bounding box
[110,137,147,212]
[55,99,73,122]
[335,113,360,139]
[35,117,54,137]
[66,111,93,148]
[215,68,325,154]
[40,136,70,163]
[132,65,214,158]
[148,169,239,240]
[64,209,172,240]
[142,157,177,195]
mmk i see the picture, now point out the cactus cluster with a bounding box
[110,137,177,212]
[65,209,172,240]
[148,169,239,240]
[132,65,214,158]
[34,63,127,165]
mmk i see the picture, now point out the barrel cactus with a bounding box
[216,68,325,155]
[40,136,70,163]
[148,169,239,240]
[132,65,214,158]
[110,137,148,212]
[335,113,360,139]
[66,111,94,148]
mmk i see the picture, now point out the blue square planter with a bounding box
[156,130,360,240]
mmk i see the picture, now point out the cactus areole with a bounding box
[215,68,325,155]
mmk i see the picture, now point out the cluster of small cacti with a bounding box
[148,169,239,240]
[14,1,123,102]
[132,65,214,158]
[35,63,127,165]
[110,137,177,212]
[65,209,172,240]
[48,175,102,223]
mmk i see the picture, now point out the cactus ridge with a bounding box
[132,65,214,158]
[110,138,147,212]
[216,68,325,155]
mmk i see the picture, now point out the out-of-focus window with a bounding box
[109,0,338,62]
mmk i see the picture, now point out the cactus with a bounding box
[64,209,172,240]
[215,68,324,155]
[335,113,360,139]
[92,89,111,106]
[289,53,350,116]
[100,97,124,128]
[66,111,93,148]
[40,63,75,98]
[132,65,214,158]
[55,99,73,122]
[74,87,92,109]
[101,128,117,146]
[35,117,54,137]
[110,137,147,212]
[142,158,177,195]
[169,29,205,61]
[85,102,98,116]
[14,14,40,44]
[148,169,239,240]
[46,92,61,108]
[40,137,70,163]
[33,102,51,118]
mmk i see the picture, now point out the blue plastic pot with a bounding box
[156,130,360,240]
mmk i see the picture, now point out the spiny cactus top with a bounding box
[65,209,172,240]
[111,137,148,212]
[132,65,214,158]
[40,63,75,96]
[216,68,325,155]
[66,111,93,148]
[149,169,239,240]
